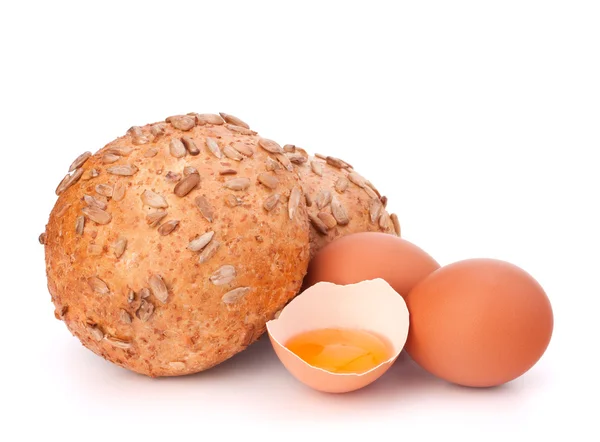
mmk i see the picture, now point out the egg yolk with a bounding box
[284,328,392,374]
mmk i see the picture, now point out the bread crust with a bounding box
[292,152,399,258]
[44,114,310,377]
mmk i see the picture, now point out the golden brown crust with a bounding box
[291,151,399,258]
[43,113,310,377]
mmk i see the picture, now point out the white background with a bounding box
[1,1,598,440]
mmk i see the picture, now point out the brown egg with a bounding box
[303,232,440,298]
[405,258,554,388]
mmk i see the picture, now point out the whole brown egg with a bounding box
[405,258,554,387]
[303,232,440,298]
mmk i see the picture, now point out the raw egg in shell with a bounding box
[266,278,409,393]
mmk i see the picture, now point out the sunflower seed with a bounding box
[219,113,249,128]
[219,168,237,175]
[315,153,327,160]
[369,199,383,224]
[102,153,121,164]
[326,156,346,169]
[82,168,99,181]
[141,190,168,208]
[88,276,109,294]
[381,196,388,208]
[166,115,196,131]
[318,212,337,229]
[140,288,151,299]
[277,154,294,171]
[265,156,281,171]
[205,137,223,159]
[119,309,132,324]
[165,171,181,183]
[136,299,155,321]
[55,168,84,195]
[210,265,236,285]
[148,274,168,303]
[365,182,381,199]
[195,113,224,125]
[169,361,186,370]
[151,123,167,137]
[263,193,281,211]
[113,237,127,258]
[331,197,350,225]
[379,211,392,229]
[144,148,159,158]
[105,336,132,349]
[69,152,91,172]
[187,231,214,252]
[283,144,296,153]
[347,171,366,188]
[258,138,283,154]
[106,145,133,157]
[225,194,243,207]
[82,207,112,225]
[84,194,107,210]
[287,154,307,165]
[305,192,313,207]
[169,138,187,158]
[87,244,102,255]
[146,210,168,227]
[257,173,279,190]
[223,145,244,161]
[288,186,301,220]
[309,214,329,235]
[199,240,220,263]
[128,126,147,142]
[363,185,379,199]
[107,164,138,176]
[95,184,113,198]
[231,142,254,157]
[158,220,179,236]
[315,189,332,209]
[390,213,401,236]
[222,287,250,304]
[332,178,348,194]
[224,177,251,191]
[127,289,135,303]
[179,136,199,156]
[38,232,47,245]
[195,196,214,222]
[310,160,324,176]
[56,203,71,217]
[174,173,200,197]
[87,324,104,342]
[75,216,85,235]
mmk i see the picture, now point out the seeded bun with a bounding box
[42,113,310,377]
[285,149,400,257]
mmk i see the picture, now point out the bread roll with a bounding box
[287,148,400,258]
[42,113,310,377]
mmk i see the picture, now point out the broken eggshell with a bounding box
[266,278,409,393]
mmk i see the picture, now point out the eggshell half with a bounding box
[266,279,409,393]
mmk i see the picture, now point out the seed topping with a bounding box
[258,138,283,154]
[219,113,249,129]
[205,137,223,159]
[195,196,215,222]
[187,231,214,252]
[174,173,200,197]
[148,274,169,303]
[69,152,91,172]
[107,164,138,176]
[158,220,179,236]
[222,287,250,304]
[210,265,236,285]
[141,190,168,208]
[82,206,112,225]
